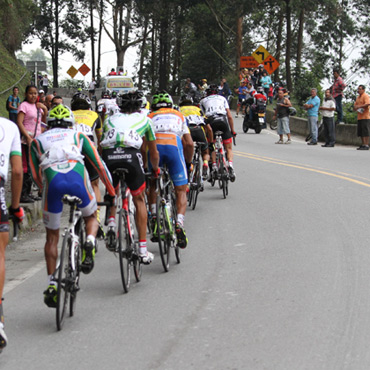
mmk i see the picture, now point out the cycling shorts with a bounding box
[102,147,145,196]
[189,125,208,152]
[150,133,188,187]
[207,115,232,144]
[0,178,9,232]
[42,164,97,230]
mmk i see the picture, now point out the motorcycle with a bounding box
[242,97,267,134]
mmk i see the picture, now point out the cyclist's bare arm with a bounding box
[226,109,235,133]
[181,133,194,163]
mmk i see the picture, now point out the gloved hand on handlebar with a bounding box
[232,131,237,138]
[8,206,25,223]
[152,167,160,178]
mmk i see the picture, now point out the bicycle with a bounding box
[188,141,204,210]
[101,168,142,293]
[210,131,229,199]
[55,195,85,331]
[153,166,180,272]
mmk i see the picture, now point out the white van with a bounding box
[100,75,134,94]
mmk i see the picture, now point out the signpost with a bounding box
[240,45,280,75]
[26,61,47,86]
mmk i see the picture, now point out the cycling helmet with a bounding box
[289,107,297,116]
[47,104,75,128]
[151,91,173,110]
[102,90,111,99]
[179,94,193,106]
[71,92,91,111]
[206,84,218,96]
[116,90,142,113]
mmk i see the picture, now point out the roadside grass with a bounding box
[0,42,30,119]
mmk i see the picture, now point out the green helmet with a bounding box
[151,90,173,111]
[47,104,75,128]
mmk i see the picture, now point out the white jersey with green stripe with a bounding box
[0,117,21,182]
[101,112,156,149]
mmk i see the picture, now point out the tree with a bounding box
[33,0,89,87]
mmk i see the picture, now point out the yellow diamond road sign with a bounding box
[252,45,270,64]
[67,65,78,79]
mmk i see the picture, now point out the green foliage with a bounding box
[58,79,86,90]
[293,67,323,107]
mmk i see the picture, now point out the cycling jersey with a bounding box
[0,117,22,182]
[200,95,229,117]
[148,108,190,137]
[179,105,206,127]
[73,110,102,140]
[29,128,115,229]
[101,112,156,150]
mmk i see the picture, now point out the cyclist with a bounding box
[29,105,115,307]
[199,84,236,182]
[71,92,105,239]
[101,91,159,264]
[0,117,24,352]
[179,94,212,179]
[148,91,194,249]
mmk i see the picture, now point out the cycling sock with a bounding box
[212,162,217,169]
[150,204,156,215]
[177,214,185,226]
[108,217,116,228]
[203,160,208,167]
[229,161,234,168]
[139,240,147,255]
[86,235,96,245]
[47,274,56,285]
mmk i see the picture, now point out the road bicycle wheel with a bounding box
[56,232,70,331]
[170,191,180,264]
[191,164,201,210]
[69,219,83,317]
[269,118,277,130]
[156,195,170,272]
[219,159,227,199]
[118,209,130,293]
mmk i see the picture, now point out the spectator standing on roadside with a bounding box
[44,94,54,110]
[304,88,321,145]
[40,74,49,94]
[219,78,232,104]
[354,85,370,150]
[198,79,208,96]
[260,71,272,100]
[331,68,346,124]
[88,77,96,100]
[234,80,247,118]
[0,117,24,353]
[319,89,336,147]
[7,87,20,124]
[272,89,292,144]
[16,85,48,203]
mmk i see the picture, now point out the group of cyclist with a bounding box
[0,81,237,351]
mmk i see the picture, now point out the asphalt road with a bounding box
[3,116,370,370]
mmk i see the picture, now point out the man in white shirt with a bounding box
[319,89,336,147]
[88,77,97,100]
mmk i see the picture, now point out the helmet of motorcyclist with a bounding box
[116,90,142,113]
[206,84,218,96]
[111,91,118,99]
[71,92,91,111]
[47,104,75,128]
[137,90,147,109]
[179,94,193,106]
[151,90,173,111]
[102,90,111,99]
[288,107,297,116]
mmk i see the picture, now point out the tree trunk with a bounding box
[295,8,304,81]
[158,11,169,90]
[285,0,292,92]
[53,0,59,87]
[90,0,95,79]
[96,0,103,83]
[235,14,243,74]
[274,7,284,82]
[138,18,149,90]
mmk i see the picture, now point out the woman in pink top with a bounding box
[17,85,47,203]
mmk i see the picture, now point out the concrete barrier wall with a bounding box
[266,110,362,146]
